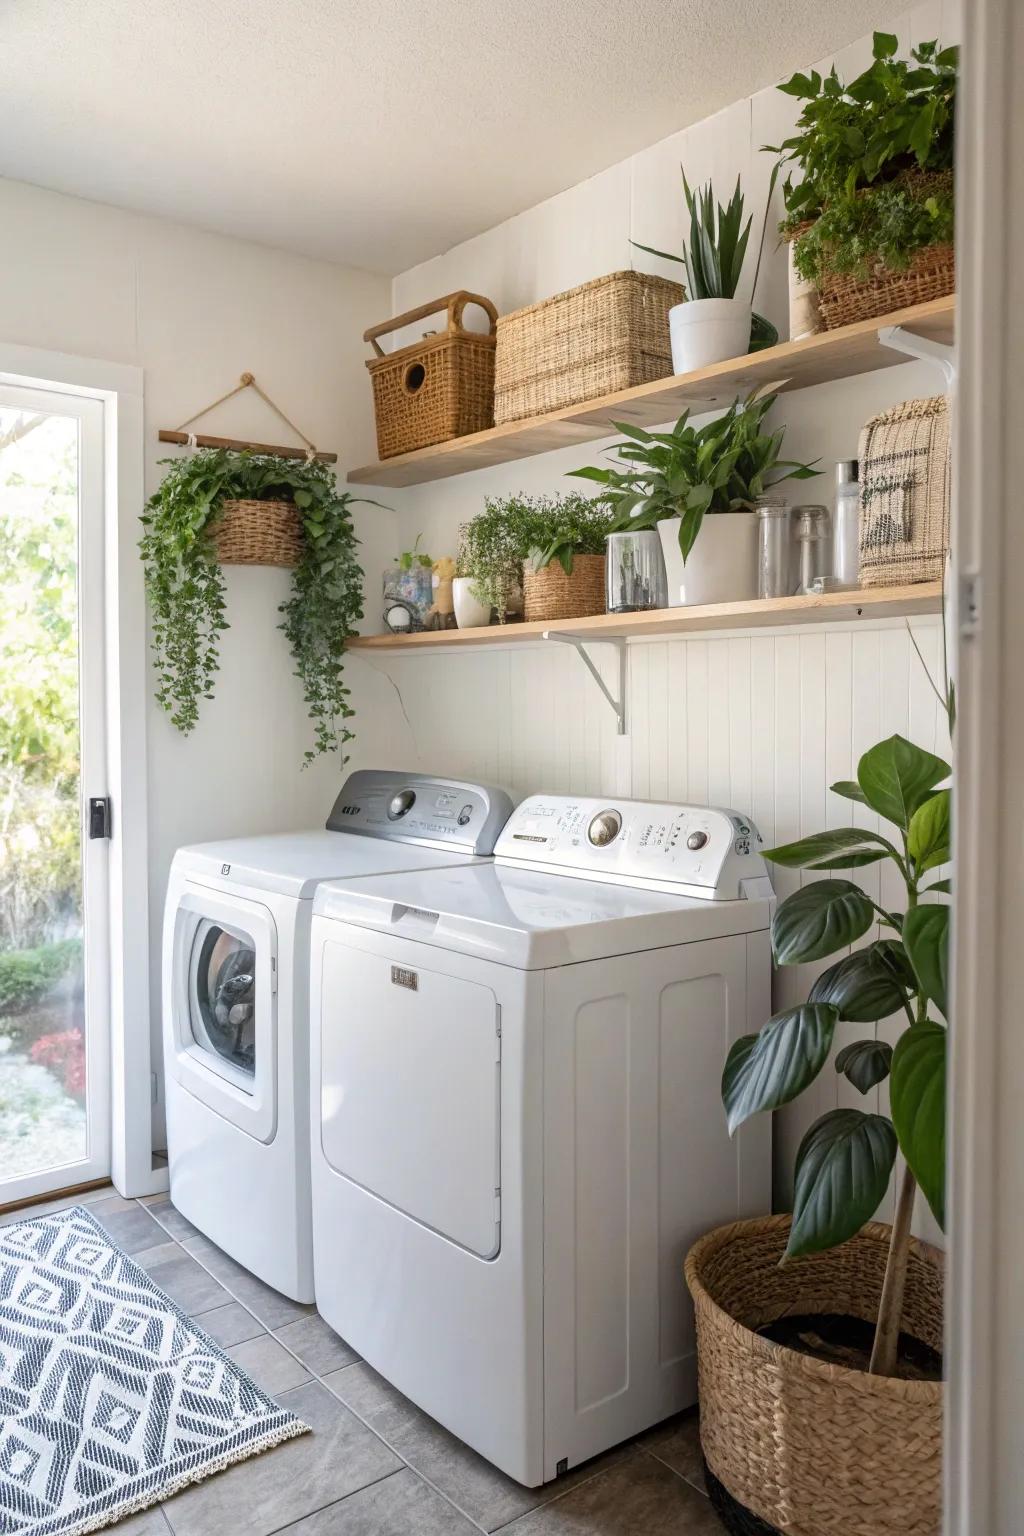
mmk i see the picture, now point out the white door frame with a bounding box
[0,343,161,1198]
[946,2,1023,1531]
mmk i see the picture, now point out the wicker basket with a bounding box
[522,554,606,622]
[213,499,302,567]
[685,1215,943,1536]
[858,395,950,587]
[495,271,683,425]
[365,291,497,459]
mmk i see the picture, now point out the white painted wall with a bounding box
[0,177,393,1146]
[345,0,961,1225]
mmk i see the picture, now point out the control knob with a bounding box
[387,789,417,820]
[686,830,709,851]
[587,809,622,847]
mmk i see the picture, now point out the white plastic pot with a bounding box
[452,576,492,630]
[658,513,758,607]
[669,298,752,374]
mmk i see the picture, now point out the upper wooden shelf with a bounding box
[347,295,955,488]
[348,583,943,651]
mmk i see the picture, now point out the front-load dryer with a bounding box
[309,794,774,1484]
[162,769,512,1302]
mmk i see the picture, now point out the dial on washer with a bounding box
[587,809,622,847]
[388,789,417,820]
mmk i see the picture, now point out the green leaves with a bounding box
[459,494,612,619]
[772,880,875,965]
[856,735,950,830]
[809,941,911,1023]
[890,1021,946,1228]
[722,1004,837,1134]
[764,827,895,871]
[680,171,751,301]
[787,1109,897,1257]
[835,1039,894,1094]
[907,789,950,872]
[903,904,949,1016]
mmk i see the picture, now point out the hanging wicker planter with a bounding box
[685,1214,943,1536]
[213,498,303,568]
[522,553,606,623]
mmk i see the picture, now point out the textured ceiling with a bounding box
[3,0,904,273]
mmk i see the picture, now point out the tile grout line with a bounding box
[633,1441,710,1500]
[487,1451,645,1533]
[259,1468,408,1536]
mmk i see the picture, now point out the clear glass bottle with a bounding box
[793,505,831,594]
[605,530,668,613]
[755,498,791,598]
[831,459,861,589]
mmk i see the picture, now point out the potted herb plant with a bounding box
[139,448,367,763]
[634,171,779,373]
[522,496,615,622]
[686,725,951,1536]
[457,493,610,626]
[768,33,957,329]
[570,392,819,606]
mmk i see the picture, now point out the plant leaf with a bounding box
[835,1038,894,1093]
[764,827,896,870]
[830,779,867,805]
[809,943,909,1022]
[787,1108,897,1257]
[903,904,949,1016]
[907,788,950,873]
[890,1020,946,1229]
[722,1004,837,1134]
[772,880,876,965]
[857,734,950,829]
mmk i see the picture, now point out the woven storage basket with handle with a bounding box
[365,291,498,459]
[858,394,950,586]
[686,1214,943,1536]
[213,499,302,567]
[522,554,606,623]
[495,271,683,425]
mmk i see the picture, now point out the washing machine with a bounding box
[162,769,512,1303]
[309,793,775,1485]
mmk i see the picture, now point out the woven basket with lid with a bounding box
[213,498,302,567]
[685,1215,943,1536]
[522,553,606,623]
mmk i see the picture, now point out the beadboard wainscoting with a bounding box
[346,613,948,1238]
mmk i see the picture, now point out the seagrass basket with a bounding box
[365,291,498,459]
[495,271,683,425]
[213,499,302,567]
[685,1215,943,1536]
[522,553,606,622]
[858,395,950,587]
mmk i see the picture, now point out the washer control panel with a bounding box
[327,771,514,855]
[495,795,768,899]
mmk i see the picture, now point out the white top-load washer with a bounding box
[309,794,775,1485]
[162,769,512,1303]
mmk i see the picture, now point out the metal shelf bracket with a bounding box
[877,324,957,389]
[543,631,628,734]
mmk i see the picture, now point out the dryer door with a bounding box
[169,885,278,1143]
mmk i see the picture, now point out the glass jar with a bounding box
[605,530,668,613]
[755,498,791,599]
[792,505,831,595]
[832,459,861,589]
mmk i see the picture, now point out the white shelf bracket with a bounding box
[543,631,628,734]
[877,324,957,389]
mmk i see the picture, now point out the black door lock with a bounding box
[88,797,112,840]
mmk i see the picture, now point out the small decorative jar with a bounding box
[605,531,668,613]
[792,505,832,594]
[754,498,791,599]
[382,563,433,629]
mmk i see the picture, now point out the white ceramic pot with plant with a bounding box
[633,169,780,375]
[452,576,492,630]
[569,389,819,610]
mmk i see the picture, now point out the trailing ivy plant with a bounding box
[723,726,952,1376]
[140,449,368,763]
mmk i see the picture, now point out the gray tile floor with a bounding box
[2,1187,715,1535]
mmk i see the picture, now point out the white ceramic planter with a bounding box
[669,298,752,374]
[452,576,492,630]
[658,512,759,607]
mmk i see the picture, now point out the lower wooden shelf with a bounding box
[347,582,943,651]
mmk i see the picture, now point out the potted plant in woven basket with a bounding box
[769,33,957,331]
[687,702,953,1534]
[523,496,615,622]
[140,448,369,762]
[570,392,819,607]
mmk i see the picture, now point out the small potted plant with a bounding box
[570,392,819,606]
[634,171,778,373]
[687,726,951,1536]
[522,496,615,622]
[769,33,957,329]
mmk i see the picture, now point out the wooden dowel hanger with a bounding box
[158,372,338,464]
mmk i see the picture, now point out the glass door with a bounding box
[0,383,110,1204]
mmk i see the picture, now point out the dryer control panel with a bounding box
[327,770,513,856]
[495,795,770,900]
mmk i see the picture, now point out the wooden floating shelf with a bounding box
[348,583,943,651]
[347,295,955,488]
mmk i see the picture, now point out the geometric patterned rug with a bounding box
[0,1206,309,1535]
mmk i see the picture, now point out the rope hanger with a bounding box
[158,372,338,464]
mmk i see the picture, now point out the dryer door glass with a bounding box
[189,920,258,1081]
